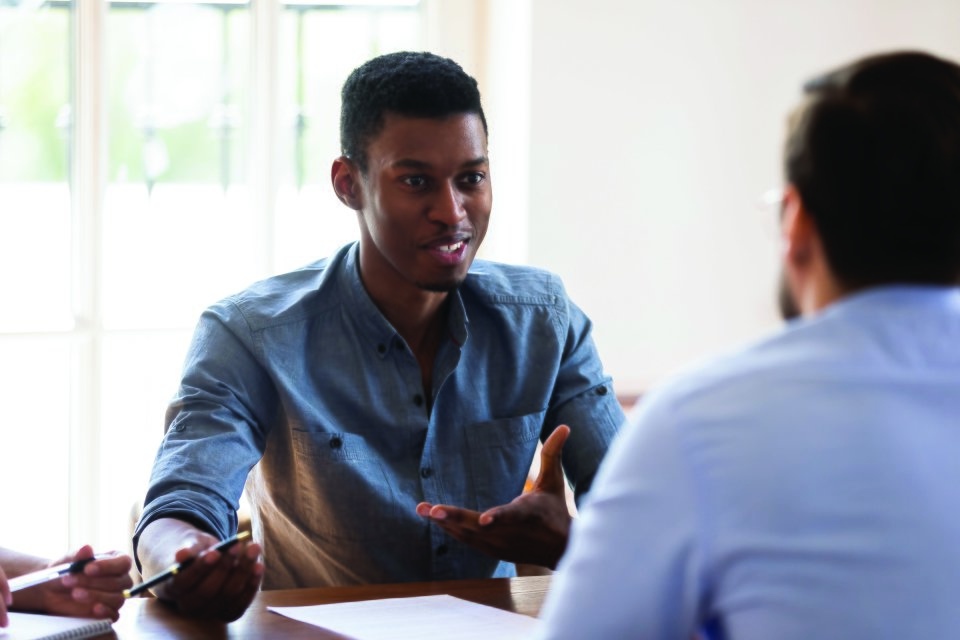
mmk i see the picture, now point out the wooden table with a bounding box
[107,575,551,638]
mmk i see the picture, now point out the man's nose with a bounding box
[429,182,467,225]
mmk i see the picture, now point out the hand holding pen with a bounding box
[1,545,133,626]
[136,519,263,622]
[125,531,251,598]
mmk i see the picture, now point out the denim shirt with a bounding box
[135,242,624,589]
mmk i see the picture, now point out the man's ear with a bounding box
[781,184,816,269]
[331,156,363,210]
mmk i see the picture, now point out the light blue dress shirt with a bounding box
[538,286,960,640]
[134,242,623,589]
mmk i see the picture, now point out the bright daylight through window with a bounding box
[0,0,422,557]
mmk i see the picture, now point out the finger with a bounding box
[84,553,133,578]
[63,573,133,592]
[218,560,264,622]
[478,496,523,526]
[73,587,126,613]
[415,502,435,517]
[431,520,483,547]
[70,545,95,562]
[209,544,256,603]
[479,500,523,526]
[534,424,570,493]
[427,505,482,526]
[212,546,263,622]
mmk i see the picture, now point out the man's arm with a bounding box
[134,305,274,620]
[137,518,262,621]
[0,546,134,623]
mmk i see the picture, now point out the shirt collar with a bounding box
[821,284,960,319]
[337,242,471,358]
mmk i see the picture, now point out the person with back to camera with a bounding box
[537,50,960,639]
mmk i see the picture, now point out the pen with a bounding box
[8,554,116,592]
[123,530,251,598]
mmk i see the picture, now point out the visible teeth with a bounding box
[438,242,463,253]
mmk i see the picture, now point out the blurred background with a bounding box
[1,0,958,559]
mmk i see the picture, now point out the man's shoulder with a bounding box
[462,260,567,306]
[646,317,849,414]
[212,244,353,331]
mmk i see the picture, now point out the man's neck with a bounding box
[370,288,449,408]
[377,290,450,357]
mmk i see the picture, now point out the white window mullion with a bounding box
[69,0,107,551]
[251,0,280,278]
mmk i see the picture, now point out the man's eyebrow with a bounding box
[461,156,489,168]
[390,156,489,170]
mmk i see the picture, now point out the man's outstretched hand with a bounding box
[138,519,263,622]
[416,424,573,569]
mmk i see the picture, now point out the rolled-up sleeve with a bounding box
[544,291,626,505]
[133,300,277,564]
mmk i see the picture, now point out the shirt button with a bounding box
[436,544,448,557]
[420,467,433,479]
[596,385,608,396]
[377,344,387,354]
[413,394,424,407]
[329,436,343,449]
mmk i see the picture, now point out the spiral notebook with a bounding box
[0,612,112,640]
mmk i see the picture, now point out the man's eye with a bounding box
[461,172,485,186]
[403,176,427,188]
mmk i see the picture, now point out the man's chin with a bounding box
[417,277,466,293]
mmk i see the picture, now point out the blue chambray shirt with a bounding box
[135,242,624,589]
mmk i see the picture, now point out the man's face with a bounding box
[353,112,491,294]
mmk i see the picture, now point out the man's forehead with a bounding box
[366,112,489,163]
[374,110,484,136]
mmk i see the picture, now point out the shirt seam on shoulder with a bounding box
[227,295,343,334]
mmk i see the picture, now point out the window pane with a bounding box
[0,4,71,182]
[0,339,72,557]
[106,3,250,186]
[103,2,255,329]
[101,184,260,328]
[97,330,193,552]
[0,4,73,331]
[0,184,73,331]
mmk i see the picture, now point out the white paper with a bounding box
[269,594,541,640]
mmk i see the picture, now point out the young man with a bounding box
[537,50,960,639]
[0,546,133,627]
[134,51,623,620]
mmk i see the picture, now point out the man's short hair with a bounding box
[339,51,488,173]
[785,51,960,288]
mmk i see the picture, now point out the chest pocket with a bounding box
[464,411,545,512]
[291,430,401,541]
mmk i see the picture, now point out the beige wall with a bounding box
[518,0,960,393]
